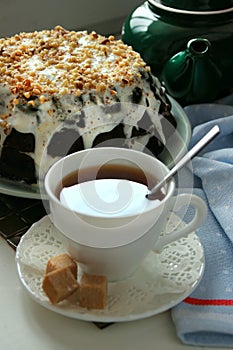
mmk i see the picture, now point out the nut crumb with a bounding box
[0,26,148,103]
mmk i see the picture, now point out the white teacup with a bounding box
[44,147,207,281]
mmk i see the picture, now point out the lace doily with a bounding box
[16,214,204,322]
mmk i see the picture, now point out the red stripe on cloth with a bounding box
[184,297,233,306]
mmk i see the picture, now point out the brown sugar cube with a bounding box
[46,253,77,279]
[79,274,107,310]
[66,288,80,304]
[42,267,79,304]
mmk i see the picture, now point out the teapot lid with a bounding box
[149,0,233,13]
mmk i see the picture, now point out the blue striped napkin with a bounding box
[171,97,233,347]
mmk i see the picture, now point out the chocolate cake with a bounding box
[0,26,176,184]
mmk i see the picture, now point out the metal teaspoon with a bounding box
[146,125,220,200]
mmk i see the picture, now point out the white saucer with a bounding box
[16,214,204,323]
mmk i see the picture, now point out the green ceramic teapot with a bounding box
[122,0,233,105]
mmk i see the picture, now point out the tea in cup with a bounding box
[44,147,207,281]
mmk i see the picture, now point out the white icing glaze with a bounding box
[0,27,171,183]
[0,83,165,179]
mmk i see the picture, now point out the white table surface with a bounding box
[1,236,225,350]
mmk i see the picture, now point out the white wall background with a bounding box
[0,0,142,37]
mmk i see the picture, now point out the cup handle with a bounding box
[154,193,207,252]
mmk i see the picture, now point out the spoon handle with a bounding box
[147,125,220,199]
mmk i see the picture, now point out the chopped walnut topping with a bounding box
[27,100,35,106]
[23,91,31,99]
[0,25,150,102]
